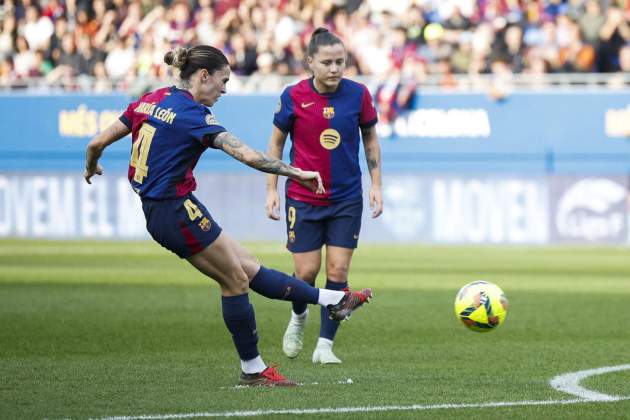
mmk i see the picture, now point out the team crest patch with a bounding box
[319,128,341,150]
[288,230,296,243]
[198,217,211,232]
[205,114,219,125]
[322,106,335,119]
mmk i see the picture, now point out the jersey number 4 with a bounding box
[130,123,156,184]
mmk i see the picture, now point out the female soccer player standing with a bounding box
[265,28,383,364]
[83,45,372,386]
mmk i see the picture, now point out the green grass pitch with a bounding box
[1,240,629,419]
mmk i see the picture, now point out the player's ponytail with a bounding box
[307,27,344,57]
[164,45,229,80]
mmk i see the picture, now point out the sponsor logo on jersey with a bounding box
[322,106,335,119]
[301,102,315,108]
[319,128,341,150]
[276,100,282,113]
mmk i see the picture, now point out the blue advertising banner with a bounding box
[1,91,630,173]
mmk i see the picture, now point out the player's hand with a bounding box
[296,170,325,195]
[265,190,281,220]
[84,164,103,184]
[370,185,383,218]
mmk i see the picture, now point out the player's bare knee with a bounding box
[240,254,261,281]
[326,264,349,282]
[224,270,249,295]
[295,266,318,284]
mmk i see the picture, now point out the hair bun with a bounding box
[164,47,188,69]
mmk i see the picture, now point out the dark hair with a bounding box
[164,45,229,80]
[307,27,344,57]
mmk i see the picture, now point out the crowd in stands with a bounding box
[1,0,630,91]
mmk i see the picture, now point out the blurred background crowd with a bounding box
[1,0,630,91]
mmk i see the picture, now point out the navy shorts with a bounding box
[285,197,363,253]
[142,194,222,258]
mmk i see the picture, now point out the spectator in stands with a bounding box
[0,56,15,87]
[104,37,135,80]
[13,36,35,78]
[579,0,606,47]
[0,15,16,61]
[597,6,630,72]
[76,35,99,77]
[1,0,630,90]
[22,5,53,52]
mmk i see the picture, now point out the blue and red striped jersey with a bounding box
[273,78,377,206]
[119,86,226,199]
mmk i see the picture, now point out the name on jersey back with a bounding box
[134,102,177,124]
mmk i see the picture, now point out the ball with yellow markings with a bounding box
[454,281,508,332]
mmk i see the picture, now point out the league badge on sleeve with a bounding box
[206,114,220,125]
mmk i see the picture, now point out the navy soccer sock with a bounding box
[249,266,319,304]
[221,294,259,361]
[320,279,348,340]
[291,273,313,315]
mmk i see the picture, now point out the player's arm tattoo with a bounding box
[365,146,379,171]
[213,131,244,160]
[215,132,300,177]
[361,127,380,173]
[250,150,301,177]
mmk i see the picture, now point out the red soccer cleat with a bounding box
[327,288,372,321]
[239,366,297,387]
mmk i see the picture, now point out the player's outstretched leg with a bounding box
[249,266,372,321]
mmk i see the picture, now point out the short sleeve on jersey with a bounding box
[273,87,295,133]
[189,110,227,149]
[359,87,378,129]
[119,100,138,128]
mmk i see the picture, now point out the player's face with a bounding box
[308,43,346,92]
[197,66,230,107]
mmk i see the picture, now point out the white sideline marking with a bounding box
[94,365,630,419]
[97,397,630,420]
[549,364,630,401]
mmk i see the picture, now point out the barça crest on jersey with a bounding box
[322,106,335,119]
[198,217,211,232]
[205,114,220,125]
[288,230,296,243]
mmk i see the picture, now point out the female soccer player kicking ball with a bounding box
[84,45,372,387]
